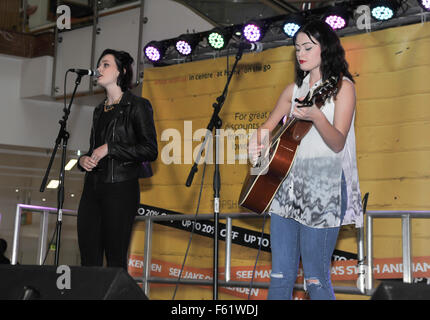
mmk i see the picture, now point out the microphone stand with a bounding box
[185,43,246,300]
[40,73,83,266]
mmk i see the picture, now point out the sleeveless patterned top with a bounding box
[269,74,363,228]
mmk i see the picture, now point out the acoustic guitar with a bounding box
[238,76,341,214]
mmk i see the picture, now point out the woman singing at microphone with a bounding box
[77,49,158,270]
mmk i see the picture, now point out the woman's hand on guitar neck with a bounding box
[292,97,323,123]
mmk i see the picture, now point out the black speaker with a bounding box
[371,281,430,300]
[0,265,148,300]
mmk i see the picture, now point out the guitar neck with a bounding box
[267,76,339,148]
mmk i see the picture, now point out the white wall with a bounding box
[0,54,93,151]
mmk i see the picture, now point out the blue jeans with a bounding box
[268,173,347,300]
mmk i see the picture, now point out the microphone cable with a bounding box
[247,212,268,300]
[41,227,57,265]
[172,161,207,300]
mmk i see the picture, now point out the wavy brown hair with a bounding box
[293,19,354,87]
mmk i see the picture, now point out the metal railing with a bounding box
[365,210,430,292]
[11,204,77,265]
[13,203,429,299]
[134,213,368,298]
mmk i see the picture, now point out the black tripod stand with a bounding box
[40,73,83,266]
[185,43,246,299]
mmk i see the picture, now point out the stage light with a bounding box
[144,41,165,62]
[208,31,225,49]
[176,40,192,55]
[323,6,349,30]
[207,28,232,50]
[242,21,266,42]
[418,0,430,10]
[283,22,301,38]
[175,34,201,56]
[282,14,305,37]
[370,0,398,21]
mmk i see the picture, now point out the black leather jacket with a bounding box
[78,90,158,183]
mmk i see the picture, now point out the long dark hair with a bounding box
[97,49,134,92]
[292,19,354,87]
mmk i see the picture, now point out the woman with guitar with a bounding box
[249,19,363,299]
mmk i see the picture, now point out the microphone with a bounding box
[68,68,100,77]
[230,42,263,53]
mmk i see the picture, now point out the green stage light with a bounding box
[207,28,232,50]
